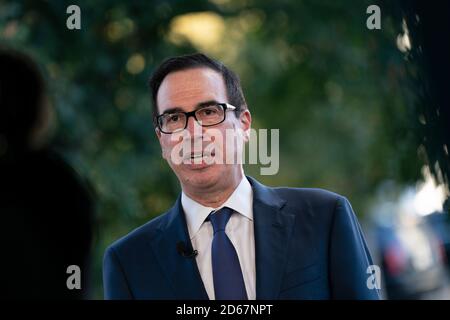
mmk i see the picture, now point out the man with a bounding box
[103,53,380,300]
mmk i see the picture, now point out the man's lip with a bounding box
[184,151,215,160]
[182,156,213,169]
[190,153,203,158]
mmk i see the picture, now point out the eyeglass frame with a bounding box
[155,102,237,134]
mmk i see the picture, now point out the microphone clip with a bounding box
[176,241,198,258]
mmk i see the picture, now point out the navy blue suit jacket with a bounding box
[103,176,380,299]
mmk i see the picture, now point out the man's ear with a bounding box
[239,109,252,142]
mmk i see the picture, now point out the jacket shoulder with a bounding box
[269,186,351,224]
[105,211,169,255]
[273,186,345,205]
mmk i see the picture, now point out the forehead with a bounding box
[156,67,227,113]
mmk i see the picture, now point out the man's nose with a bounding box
[186,115,203,137]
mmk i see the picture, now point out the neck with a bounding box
[182,169,244,208]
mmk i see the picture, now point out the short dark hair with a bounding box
[0,47,46,153]
[148,53,247,126]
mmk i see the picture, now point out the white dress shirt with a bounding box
[181,176,256,300]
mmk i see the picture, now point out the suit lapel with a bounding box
[148,176,295,300]
[149,196,209,299]
[247,176,296,299]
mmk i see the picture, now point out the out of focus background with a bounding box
[1,0,449,299]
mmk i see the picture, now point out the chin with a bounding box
[179,165,224,189]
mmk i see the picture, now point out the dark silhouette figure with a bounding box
[0,48,94,299]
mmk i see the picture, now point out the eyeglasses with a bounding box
[156,103,237,134]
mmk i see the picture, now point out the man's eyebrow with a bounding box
[161,106,184,115]
[197,100,220,108]
[161,100,220,115]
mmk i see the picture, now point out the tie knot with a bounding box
[208,207,233,234]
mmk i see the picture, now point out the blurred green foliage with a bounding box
[1,0,431,298]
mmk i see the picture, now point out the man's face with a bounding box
[156,67,251,192]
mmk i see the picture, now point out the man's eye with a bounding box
[200,108,217,116]
[168,114,180,122]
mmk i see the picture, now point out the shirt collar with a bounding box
[181,176,254,239]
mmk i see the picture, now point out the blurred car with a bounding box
[373,215,448,299]
[425,211,450,271]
